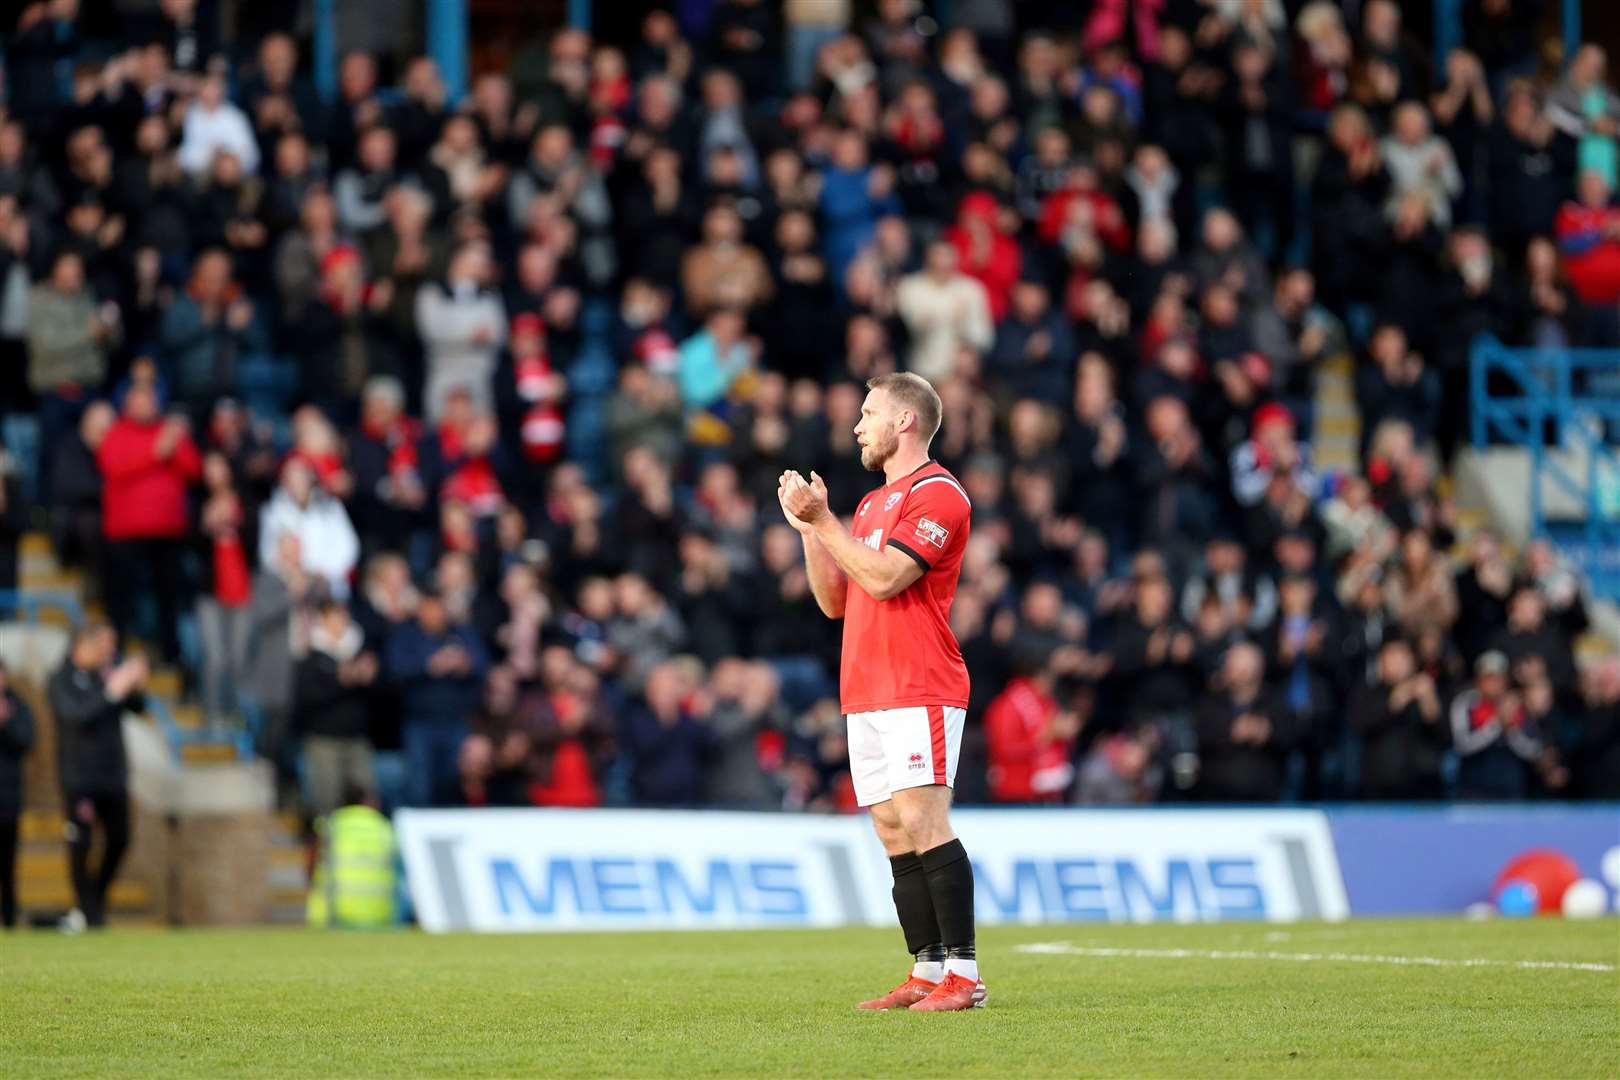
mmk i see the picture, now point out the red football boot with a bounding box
[856,974,939,1010]
[908,972,987,1011]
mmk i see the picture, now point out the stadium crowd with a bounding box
[0,0,1618,837]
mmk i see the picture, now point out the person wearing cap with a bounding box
[1449,649,1544,799]
[1230,400,1319,508]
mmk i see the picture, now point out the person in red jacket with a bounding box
[96,384,203,663]
[984,657,1081,803]
[946,191,1022,321]
[1555,169,1620,309]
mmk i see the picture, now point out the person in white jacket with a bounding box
[177,72,260,177]
[895,241,993,383]
[415,241,507,421]
[259,459,361,600]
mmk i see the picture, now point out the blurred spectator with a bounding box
[1196,641,1295,801]
[416,240,506,420]
[1075,718,1162,806]
[680,203,772,318]
[623,659,715,806]
[387,590,489,807]
[1351,637,1445,798]
[1356,323,1440,453]
[1385,527,1458,639]
[1450,650,1543,799]
[258,459,361,600]
[1574,659,1620,798]
[28,250,118,489]
[49,621,146,929]
[897,241,993,382]
[96,383,200,662]
[1545,45,1619,190]
[193,451,256,724]
[984,655,1079,803]
[1111,570,1194,729]
[178,72,259,177]
[158,249,268,422]
[0,659,34,928]
[1555,171,1620,333]
[295,599,379,818]
[678,307,757,411]
[704,659,784,807]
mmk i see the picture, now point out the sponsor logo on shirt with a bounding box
[884,492,903,511]
[916,518,949,548]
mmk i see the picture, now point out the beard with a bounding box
[859,431,897,471]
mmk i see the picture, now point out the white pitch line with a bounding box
[1014,942,1617,974]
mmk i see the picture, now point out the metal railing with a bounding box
[1470,335,1620,598]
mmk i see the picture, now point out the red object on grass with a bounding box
[1491,849,1581,914]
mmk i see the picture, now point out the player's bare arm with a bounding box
[777,471,848,618]
[781,470,923,601]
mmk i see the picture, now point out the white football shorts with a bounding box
[846,705,966,807]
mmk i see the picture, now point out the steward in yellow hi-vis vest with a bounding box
[306,792,397,930]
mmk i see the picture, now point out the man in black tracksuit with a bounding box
[0,658,36,928]
[48,622,147,928]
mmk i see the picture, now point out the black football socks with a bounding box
[920,838,977,979]
[889,852,946,977]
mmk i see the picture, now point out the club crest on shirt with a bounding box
[883,492,902,511]
[916,517,949,548]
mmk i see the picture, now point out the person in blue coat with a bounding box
[386,590,488,807]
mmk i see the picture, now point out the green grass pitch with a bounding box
[3,918,1616,1078]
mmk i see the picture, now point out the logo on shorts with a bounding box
[916,518,949,548]
[884,492,902,511]
[908,752,926,770]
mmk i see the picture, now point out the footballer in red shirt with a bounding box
[778,372,984,1012]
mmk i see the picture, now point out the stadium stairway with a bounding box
[1310,352,1361,476]
[10,531,310,927]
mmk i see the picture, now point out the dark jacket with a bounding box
[1195,688,1295,802]
[1349,680,1445,798]
[49,662,141,796]
[295,627,372,740]
[0,689,36,816]
[385,622,488,728]
[622,704,715,807]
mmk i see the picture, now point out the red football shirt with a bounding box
[839,460,972,713]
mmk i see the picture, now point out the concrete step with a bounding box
[19,568,84,593]
[20,532,54,559]
[179,743,242,765]
[20,810,61,843]
[146,668,182,699]
[1314,414,1361,439]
